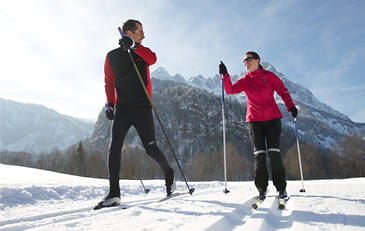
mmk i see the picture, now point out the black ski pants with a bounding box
[107,104,172,196]
[247,118,286,192]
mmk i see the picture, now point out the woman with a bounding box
[219,51,297,199]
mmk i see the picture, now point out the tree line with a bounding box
[1,133,364,181]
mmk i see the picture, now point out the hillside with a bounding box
[86,64,365,174]
[0,98,94,154]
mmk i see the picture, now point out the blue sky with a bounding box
[0,0,364,123]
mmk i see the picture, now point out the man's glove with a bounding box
[105,103,115,120]
[119,35,135,51]
[290,106,298,118]
[219,61,227,75]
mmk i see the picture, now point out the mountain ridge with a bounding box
[0,98,94,154]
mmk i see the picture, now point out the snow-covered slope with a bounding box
[1,163,365,231]
[0,98,94,154]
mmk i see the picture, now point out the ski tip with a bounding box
[93,200,121,210]
[93,201,105,210]
[93,205,101,210]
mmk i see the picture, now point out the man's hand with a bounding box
[105,103,115,120]
[119,36,135,51]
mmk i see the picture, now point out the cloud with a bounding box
[0,0,364,123]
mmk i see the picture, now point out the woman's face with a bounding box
[243,55,260,72]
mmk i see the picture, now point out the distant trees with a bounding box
[1,133,364,180]
[119,145,162,180]
[186,143,251,181]
[284,133,365,179]
[0,144,107,178]
[284,143,326,179]
[0,151,33,167]
[330,133,365,178]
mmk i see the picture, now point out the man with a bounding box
[95,19,175,209]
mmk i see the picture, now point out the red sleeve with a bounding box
[272,74,295,112]
[134,45,157,65]
[223,73,246,94]
[104,56,116,104]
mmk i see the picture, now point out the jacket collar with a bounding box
[247,68,264,78]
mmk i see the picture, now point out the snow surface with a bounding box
[1,163,365,231]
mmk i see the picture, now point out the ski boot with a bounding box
[165,168,176,196]
[278,190,288,199]
[94,194,121,210]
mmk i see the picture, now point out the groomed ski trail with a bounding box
[2,164,365,231]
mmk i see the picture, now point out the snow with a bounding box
[1,164,365,231]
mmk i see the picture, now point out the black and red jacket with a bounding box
[104,45,157,106]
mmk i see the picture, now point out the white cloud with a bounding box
[0,0,364,123]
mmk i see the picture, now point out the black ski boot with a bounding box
[278,190,288,199]
[165,168,176,196]
[258,188,267,200]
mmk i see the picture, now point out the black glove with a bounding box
[105,103,115,120]
[219,61,227,75]
[119,36,135,51]
[290,106,298,118]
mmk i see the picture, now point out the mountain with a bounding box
[86,64,365,176]
[150,65,365,149]
[0,98,94,154]
[153,64,351,122]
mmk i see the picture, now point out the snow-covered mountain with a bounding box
[86,63,365,178]
[1,163,365,231]
[149,65,365,149]
[152,64,350,122]
[0,98,94,154]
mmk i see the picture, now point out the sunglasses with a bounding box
[243,57,255,62]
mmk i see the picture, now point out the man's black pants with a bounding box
[247,118,286,192]
[107,104,172,196]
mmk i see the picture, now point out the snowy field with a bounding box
[1,163,365,231]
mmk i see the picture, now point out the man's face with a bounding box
[126,23,145,44]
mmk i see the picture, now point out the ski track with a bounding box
[1,164,365,231]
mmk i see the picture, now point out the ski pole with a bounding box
[221,74,229,194]
[118,27,195,195]
[123,143,150,194]
[294,118,305,192]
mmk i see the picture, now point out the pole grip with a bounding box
[118,27,123,37]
